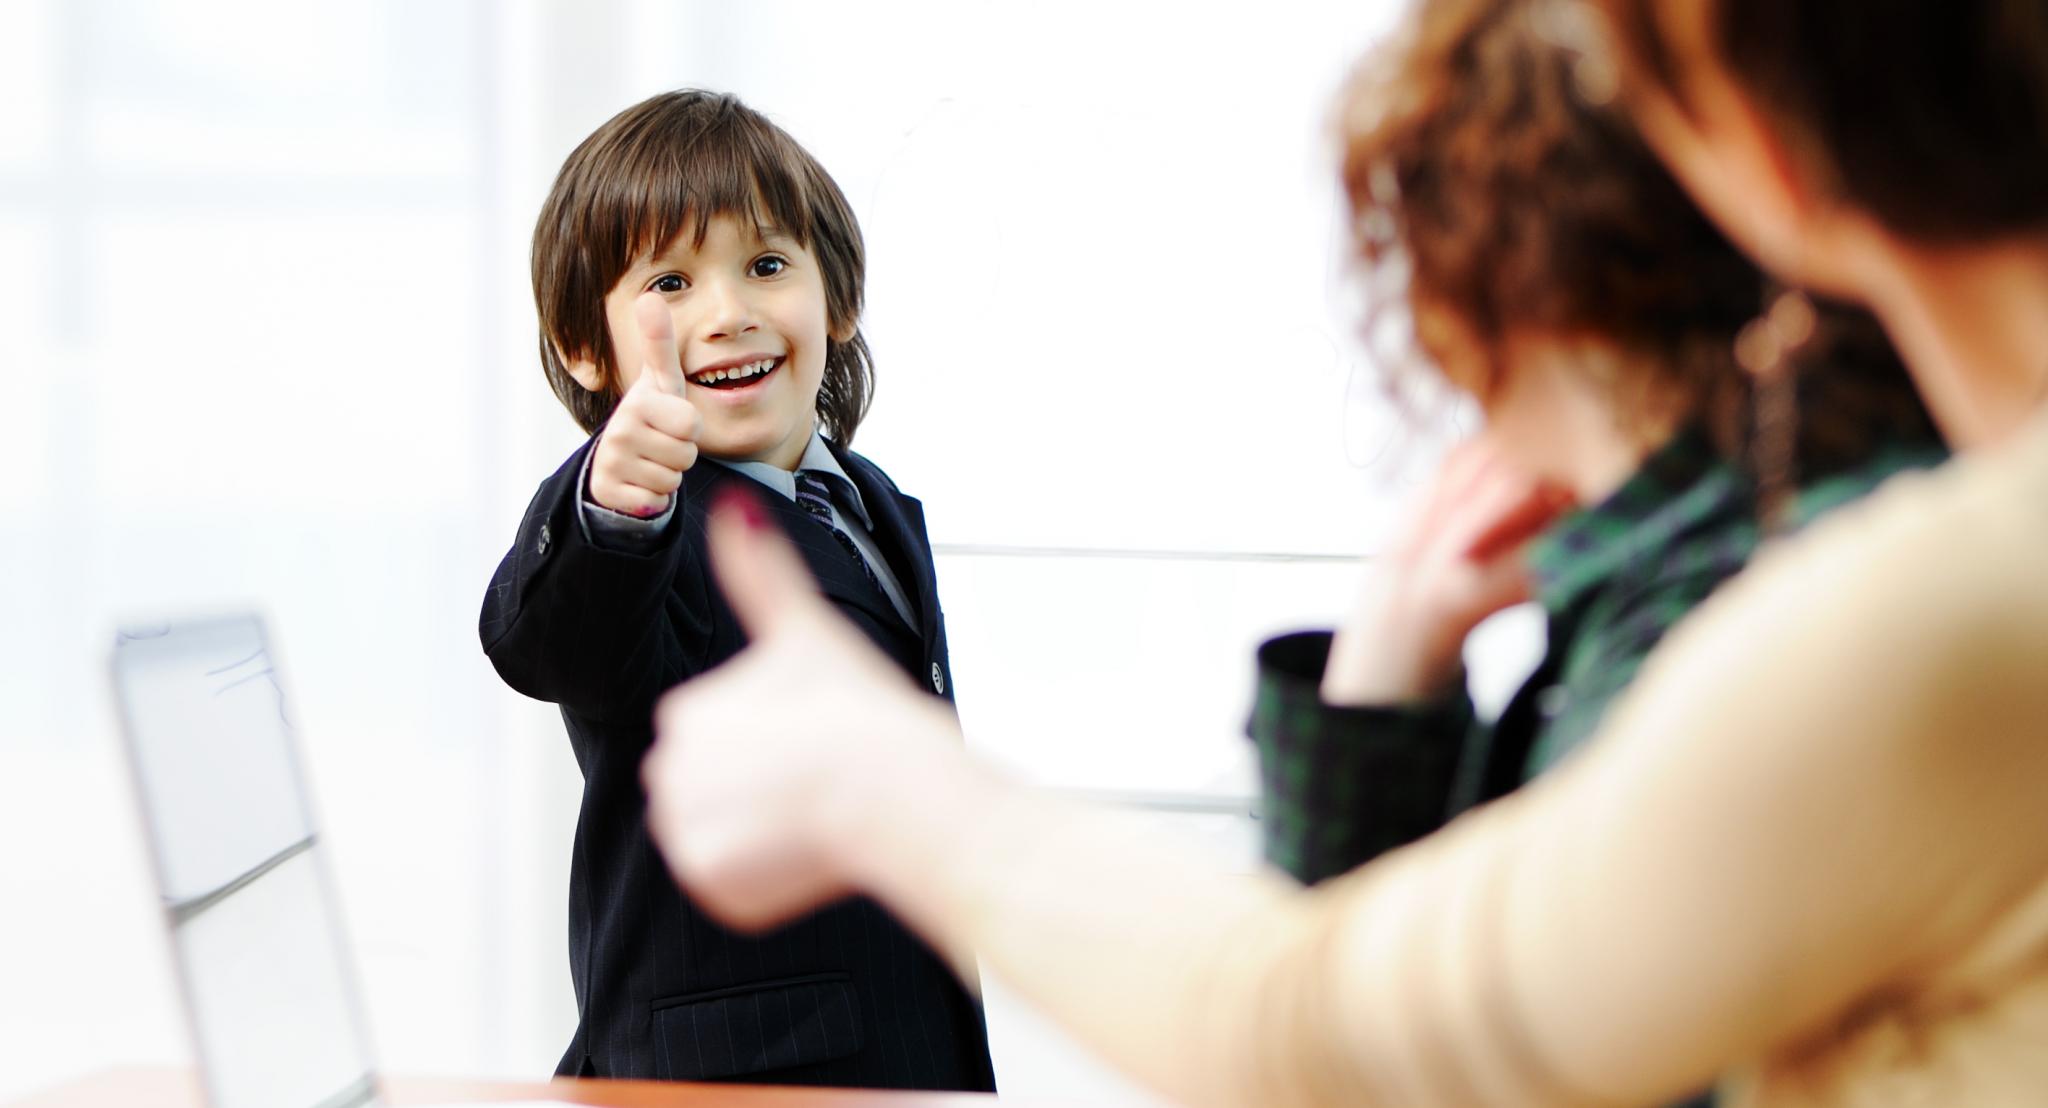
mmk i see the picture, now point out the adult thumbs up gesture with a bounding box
[589,292,701,517]
[643,492,980,935]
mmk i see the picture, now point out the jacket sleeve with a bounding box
[1249,631,1470,885]
[478,436,714,722]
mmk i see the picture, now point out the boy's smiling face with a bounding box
[581,214,842,471]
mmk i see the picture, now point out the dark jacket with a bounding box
[480,435,994,1090]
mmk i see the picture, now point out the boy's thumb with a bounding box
[706,489,827,640]
[635,291,686,395]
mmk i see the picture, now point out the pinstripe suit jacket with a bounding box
[480,435,995,1090]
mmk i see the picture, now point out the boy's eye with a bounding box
[649,274,686,293]
[750,255,788,278]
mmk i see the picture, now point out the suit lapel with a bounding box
[771,495,907,632]
[829,441,938,645]
[700,464,904,632]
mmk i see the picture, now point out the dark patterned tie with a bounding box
[794,470,879,589]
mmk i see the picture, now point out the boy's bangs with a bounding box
[622,123,820,263]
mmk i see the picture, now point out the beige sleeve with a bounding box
[1275,448,2048,1104]
[906,439,2048,1107]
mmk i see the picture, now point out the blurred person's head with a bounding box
[1339,0,1931,498]
[532,89,872,459]
[1585,0,2048,441]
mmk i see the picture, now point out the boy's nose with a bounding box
[695,278,758,341]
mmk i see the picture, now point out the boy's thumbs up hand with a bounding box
[642,491,968,933]
[589,292,701,517]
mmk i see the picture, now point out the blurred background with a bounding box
[0,1,1538,1102]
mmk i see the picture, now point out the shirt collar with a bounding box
[710,430,875,530]
[1526,425,1749,617]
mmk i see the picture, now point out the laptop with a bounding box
[109,612,567,1108]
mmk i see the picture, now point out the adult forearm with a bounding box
[832,732,1763,1107]
[837,752,1414,1107]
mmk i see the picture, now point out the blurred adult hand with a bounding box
[642,492,970,931]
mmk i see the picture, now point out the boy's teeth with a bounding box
[692,357,775,385]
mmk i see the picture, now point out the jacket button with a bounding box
[930,662,945,695]
[537,522,552,558]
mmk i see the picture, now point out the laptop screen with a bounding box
[111,614,379,1108]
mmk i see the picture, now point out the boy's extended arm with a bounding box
[479,435,710,719]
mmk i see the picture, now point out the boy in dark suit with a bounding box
[479,89,993,1091]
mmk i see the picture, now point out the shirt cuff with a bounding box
[1249,630,1471,884]
[576,447,677,551]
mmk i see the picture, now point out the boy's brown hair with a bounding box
[1339,0,1934,472]
[532,89,873,440]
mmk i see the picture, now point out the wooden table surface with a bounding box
[7,1068,1010,1108]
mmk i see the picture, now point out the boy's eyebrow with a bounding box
[635,224,795,268]
[641,236,697,266]
[629,246,679,272]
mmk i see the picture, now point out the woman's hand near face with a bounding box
[1322,438,1575,706]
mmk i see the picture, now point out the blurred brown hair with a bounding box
[532,90,873,440]
[1591,0,2048,243]
[1340,0,1934,472]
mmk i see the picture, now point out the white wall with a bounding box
[0,2,1539,1102]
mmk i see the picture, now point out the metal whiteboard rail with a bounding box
[1040,786,1261,819]
[933,543,1361,566]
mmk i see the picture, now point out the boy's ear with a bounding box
[561,347,607,394]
